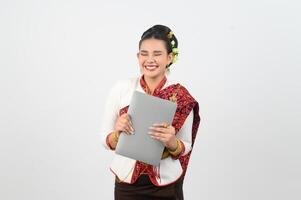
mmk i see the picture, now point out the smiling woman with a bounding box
[100,24,201,200]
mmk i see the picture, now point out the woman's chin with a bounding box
[143,72,157,78]
[143,68,156,75]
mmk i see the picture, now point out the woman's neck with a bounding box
[144,74,165,94]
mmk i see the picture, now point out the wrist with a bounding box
[111,131,120,143]
[167,138,179,152]
[168,138,182,156]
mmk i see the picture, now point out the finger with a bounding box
[150,135,161,141]
[124,121,135,134]
[126,114,133,126]
[122,125,131,135]
[149,126,165,133]
[152,123,166,128]
[119,119,133,134]
[126,121,134,132]
[148,131,167,139]
[124,130,131,135]
[148,132,162,140]
[150,134,168,143]
[122,117,133,131]
[126,124,134,134]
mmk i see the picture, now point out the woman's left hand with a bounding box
[148,123,178,151]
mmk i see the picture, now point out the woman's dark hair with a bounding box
[139,24,178,67]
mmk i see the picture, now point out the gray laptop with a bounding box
[115,91,177,166]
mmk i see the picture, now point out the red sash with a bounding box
[119,79,201,185]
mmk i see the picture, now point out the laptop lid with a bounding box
[115,91,177,166]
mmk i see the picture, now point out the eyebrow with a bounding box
[140,50,163,53]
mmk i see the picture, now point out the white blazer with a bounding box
[100,76,195,186]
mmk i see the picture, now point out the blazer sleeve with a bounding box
[175,110,194,156]
[100,82,121,150]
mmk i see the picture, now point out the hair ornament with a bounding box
[167,31,173,39]
[169,38,179,64]
[166,31,179,65]
[171,40,176,46]
[172,54,178,64]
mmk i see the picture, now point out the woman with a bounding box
[100,24,201,200]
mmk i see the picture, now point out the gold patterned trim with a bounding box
[168,139,182,156]
[111,131,119,143]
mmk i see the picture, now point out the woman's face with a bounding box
[137,38,173,79]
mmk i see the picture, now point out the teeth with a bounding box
[145,66,157,70]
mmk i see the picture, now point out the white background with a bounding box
[0,0,300,199]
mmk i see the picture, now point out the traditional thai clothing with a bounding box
[100,75,200,199]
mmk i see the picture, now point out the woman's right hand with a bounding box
[114,113,134,135]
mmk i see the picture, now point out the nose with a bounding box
[146,55,155,63]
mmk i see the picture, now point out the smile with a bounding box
[145,65,158,71]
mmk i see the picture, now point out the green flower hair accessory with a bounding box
[167,32,179,64]
[171,40,175,46]
[171,44,179,64]
[172,47,178,54]
[167,31,173,39]
[172,54,178,64]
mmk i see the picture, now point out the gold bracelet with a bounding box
[161,148,170,159]
[168,139,182,156]
[111,131,119,143]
